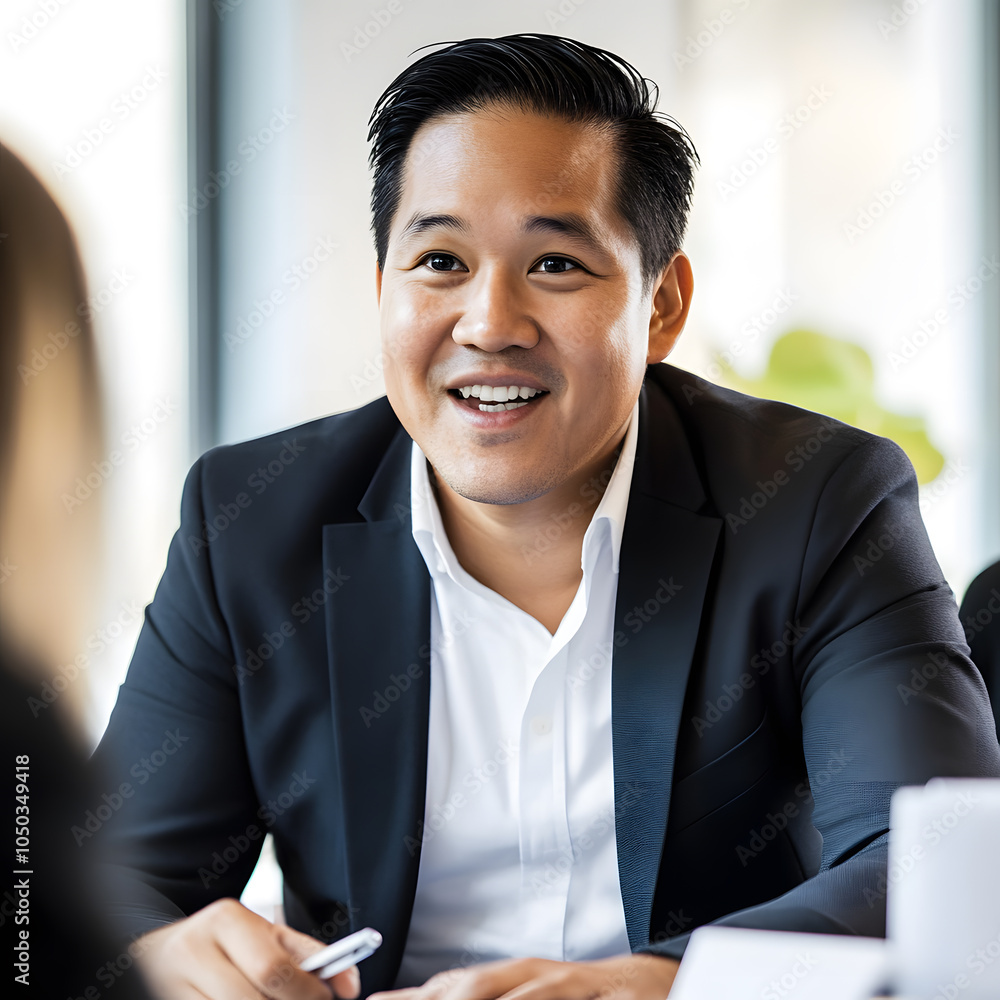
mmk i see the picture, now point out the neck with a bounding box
[430,424,628,633]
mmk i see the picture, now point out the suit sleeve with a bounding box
[639,435,1000,961]
[87,454,263,945]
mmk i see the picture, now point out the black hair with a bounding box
[367,33,699,290]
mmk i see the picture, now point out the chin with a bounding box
[433,459,561,507]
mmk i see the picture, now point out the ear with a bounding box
[375,260,383,306]
[647,251,693,364]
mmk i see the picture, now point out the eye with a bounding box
[419,252,466,272]
[531,256,582,274]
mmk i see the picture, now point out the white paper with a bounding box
[888,778,1000,999]
[667,926,887,1000]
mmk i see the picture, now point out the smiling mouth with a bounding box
[449,384,549,413]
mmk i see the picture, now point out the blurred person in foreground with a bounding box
[90,34,1000,1000]
[0,142,153,997]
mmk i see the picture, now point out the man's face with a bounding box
[376,104,685,506]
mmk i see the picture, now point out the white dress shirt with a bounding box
[394,401,639,987]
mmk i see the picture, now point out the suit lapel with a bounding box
[613,373,722,948]
[323,426,431,987]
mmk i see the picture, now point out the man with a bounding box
[91,34,1000,1000]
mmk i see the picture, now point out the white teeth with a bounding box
[455,384,544,401]
[478,400,529,412]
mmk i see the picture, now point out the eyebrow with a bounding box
[396,211,611,260]
[398,213,468,243]
[522,213,609,259]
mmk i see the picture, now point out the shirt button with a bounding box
[531,716,552,736]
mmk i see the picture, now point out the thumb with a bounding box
[277,925,362,998]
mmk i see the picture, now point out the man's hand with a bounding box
[136,898,363,1000]
[369,953,679,1000]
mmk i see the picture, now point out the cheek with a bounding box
[380,287,438,381]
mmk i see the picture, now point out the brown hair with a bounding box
[0,142,104,724]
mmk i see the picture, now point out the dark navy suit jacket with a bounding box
[91,364,1000,990]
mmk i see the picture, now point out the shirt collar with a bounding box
[410,397,640,581]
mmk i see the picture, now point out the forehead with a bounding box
[394,105,630,240]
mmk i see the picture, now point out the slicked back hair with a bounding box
[367,33,699,291]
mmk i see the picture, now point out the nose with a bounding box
[450,265,539,352]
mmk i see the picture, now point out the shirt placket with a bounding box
[516,622,581,958]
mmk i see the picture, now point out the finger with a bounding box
[275,923,359,995]
[276,923,336,963]
[497,972,589,1000]
[214,913,331,999]
[318,965,361,999]
[437,959,552,1000]
[368,989,425,1000]
[190,941,273,1000]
